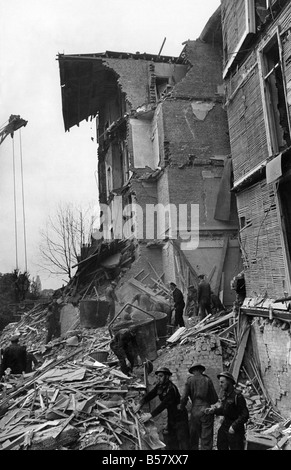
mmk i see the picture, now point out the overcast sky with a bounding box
[0,0,220,290]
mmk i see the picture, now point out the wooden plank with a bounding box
[241,307,291,323]
[192,312,234,334]
[170,239,199,284]
[54,412,76,438]
[218,321,238,338]
[230,325,251,382]
[147,260,165,287]
[134,269,144,280]
[214,236,229,296]
[208,265,216,284]
[128,278,167,303]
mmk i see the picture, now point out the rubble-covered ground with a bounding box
[0,298,291,451]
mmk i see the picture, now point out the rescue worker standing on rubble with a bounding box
[180,363,218,450]
[134,367,190,450]
[185,285,198,318]
[105,281,119,324]
[0,335,27,379]
[45,298,61,344]
[169,282,185,328]
[109,322,137,376]
[197,274,212,320]
[204,371,249,450]
[231,271,246,306]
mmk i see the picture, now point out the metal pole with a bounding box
[12,138,18,269]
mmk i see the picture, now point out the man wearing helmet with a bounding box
[180,363,218,450]
[134,367,189,450]
[205,371,249,450]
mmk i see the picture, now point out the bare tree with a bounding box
[39,202,96,281]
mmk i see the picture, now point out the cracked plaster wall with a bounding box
[161,100,230,167]
[252,319,291,416]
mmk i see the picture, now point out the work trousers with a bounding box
[110,341,135,375]
[46,321,61,344]
[174,306,185,327]
[217,424,245,450]
[166,412,190,450]
[198,300,212,320]
[189,405,214,450]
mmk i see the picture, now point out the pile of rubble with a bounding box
[0,263,290,450]
[0,302,165,451]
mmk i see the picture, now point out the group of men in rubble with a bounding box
[134,363,249,451]
[106,276,250,450]
[108,275,228,377]
[0,274,249,451]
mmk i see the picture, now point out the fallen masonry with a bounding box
[1,266,291,450]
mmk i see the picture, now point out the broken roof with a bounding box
[57,50,186,132]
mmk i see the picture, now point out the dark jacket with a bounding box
[140,380,185,425]
[214,390,249,433]
[180,373,218,409]
[0,343,27,377]
[46,302,60,326]
[172,288,185,309]
[198,280,211,304]
[111,328,136,349]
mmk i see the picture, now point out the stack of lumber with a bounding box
[167,311,236,345]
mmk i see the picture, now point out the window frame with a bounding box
[257,29,291,157]
[223,0,256,79]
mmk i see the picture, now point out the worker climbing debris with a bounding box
[45,298,61,344]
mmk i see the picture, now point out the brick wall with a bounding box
[162,100,230,167]
[149,335,223,394]
[251,318,291,417]
[103,58,150,109]
[173,40,224,99]
[143,335,223,432]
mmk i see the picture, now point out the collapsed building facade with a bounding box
[221,0,291,417]
[1,3,291,452]
[57,7,242,308]
[55,0,291,444]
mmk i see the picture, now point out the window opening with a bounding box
[156,77,169,100]
[262,36,291,154]
[255,0,269,28]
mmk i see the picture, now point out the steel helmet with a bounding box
[217,371,236,384]
[189,363,205,374]
[155,367,172,376]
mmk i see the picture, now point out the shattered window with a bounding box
[255,0,269,29]
[261,36,291,154]
[156,77,170,100]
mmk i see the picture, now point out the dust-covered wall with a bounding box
[251,318,291,417]
[160,100,230,167]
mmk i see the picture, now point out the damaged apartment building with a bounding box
[57,7,241,308]
[220,0,291,417]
